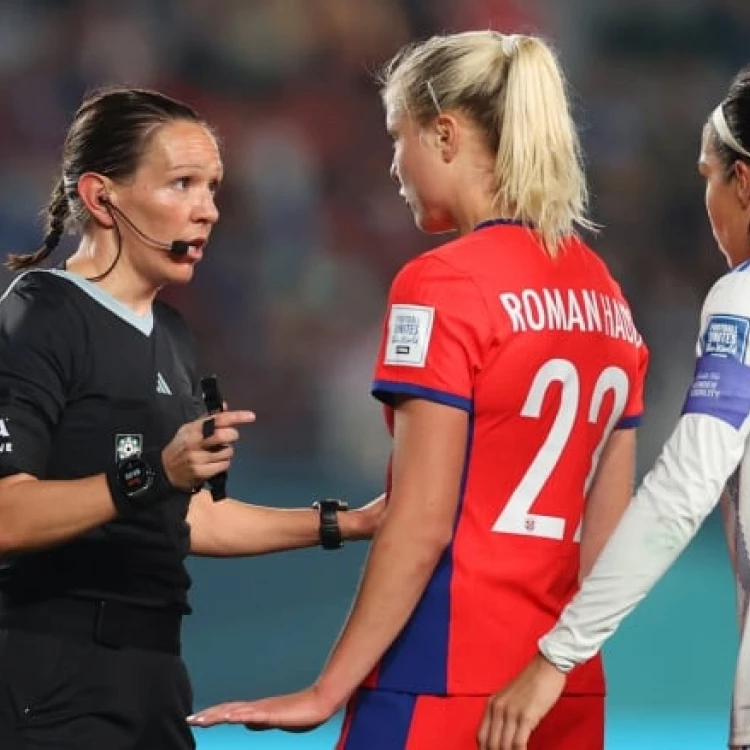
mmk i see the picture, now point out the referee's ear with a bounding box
[77,172,116,229]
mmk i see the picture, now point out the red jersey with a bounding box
[366,221,648,697]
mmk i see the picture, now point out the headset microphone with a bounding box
[168,240,190,256]
[101,198,192,256]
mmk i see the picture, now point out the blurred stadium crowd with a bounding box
[0,0,748,484]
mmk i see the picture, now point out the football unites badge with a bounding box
[115,434,143,461]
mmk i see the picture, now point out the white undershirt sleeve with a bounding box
[540,411,749,671]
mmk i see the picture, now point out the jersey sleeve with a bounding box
[371,255,491,413]
[538,270,750,671]
[0,275,75,478]
[617,338,649,429]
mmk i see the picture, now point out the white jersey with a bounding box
[539,262,750,747]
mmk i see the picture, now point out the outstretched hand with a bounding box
[187,686,336,733]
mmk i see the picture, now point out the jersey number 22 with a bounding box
[492,358,629,541]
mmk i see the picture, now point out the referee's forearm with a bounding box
[0,474,117,553]
[187,495,325,556]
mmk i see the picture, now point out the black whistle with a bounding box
[200,375,228,501]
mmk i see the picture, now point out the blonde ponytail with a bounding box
[494,36,592,254]
[381,31,593,256]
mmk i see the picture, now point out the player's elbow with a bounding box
[384,492,455,562]
[410,516,454,558]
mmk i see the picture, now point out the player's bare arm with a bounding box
[188,396,467,728]
[578,427,636,580]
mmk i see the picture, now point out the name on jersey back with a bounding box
[499,288,640,344]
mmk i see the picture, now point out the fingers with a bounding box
[498,715,519,750]
[194,448,233,471]
[477,707,491,748]
[188,702,234,727]
[198,412,253,447]
[202,426,240,450]
[478,700,530,750]
[188,702,265,727]
[514,720,533,749]
[166,410,254,491]
[209,410,255,428]
[223,706,268,724]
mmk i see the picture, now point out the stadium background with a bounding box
[0,0,747,747]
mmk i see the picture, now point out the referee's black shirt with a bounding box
[0,270,206,611]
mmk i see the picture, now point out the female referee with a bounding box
[0,87,383,750]
[478,65,750,750]
[191,30,649,750]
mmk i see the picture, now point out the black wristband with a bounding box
[106,449,180,516]
[312,498,348,550]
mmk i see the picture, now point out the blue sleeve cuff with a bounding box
[372,380,473,413]
[616,414,642,429]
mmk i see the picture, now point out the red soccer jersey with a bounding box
[366,221,648,697]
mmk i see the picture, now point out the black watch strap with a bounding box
[106,449,179,516]
[312,498,348,550]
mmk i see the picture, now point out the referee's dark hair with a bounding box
[6,87,206,271]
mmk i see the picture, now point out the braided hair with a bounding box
[5,86,204,272]
[6,179,69,271]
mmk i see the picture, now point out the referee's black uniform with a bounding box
[0,269,204,749]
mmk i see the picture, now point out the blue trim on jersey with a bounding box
[682,355,750,430]
[372,381,472,413]
[474,218,528,231]
[375,414,475,694]
[731,258,750,273]
[616,414,641,429]
[343,689,416,749]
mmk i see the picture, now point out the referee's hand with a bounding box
[162,410,255,492]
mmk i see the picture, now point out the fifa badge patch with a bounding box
[702,315,750,362]
[384,304,435,367]
[115,434,143,461]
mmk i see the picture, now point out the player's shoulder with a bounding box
[391,243,471,293]
[703,262,750,316]
[696,264,750,360]
[393,226,512,285]
[561,235,627,296]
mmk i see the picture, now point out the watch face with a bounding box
[118,457,153,497]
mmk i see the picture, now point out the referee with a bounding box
[0,87,383,750]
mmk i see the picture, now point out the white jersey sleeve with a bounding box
[539,267,750,745]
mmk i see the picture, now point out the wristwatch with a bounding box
[107,449,175,515]
[312,498,348,550]
[117,455,156,499]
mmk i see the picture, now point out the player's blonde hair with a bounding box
[381,30,593,256]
